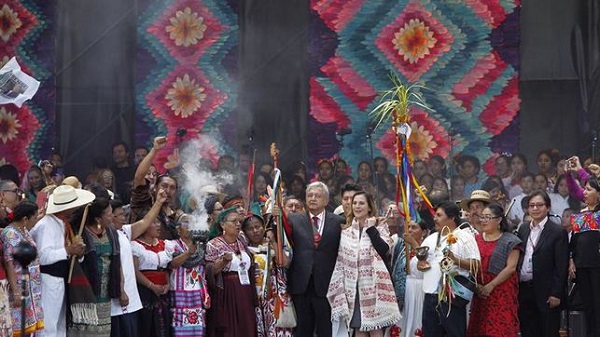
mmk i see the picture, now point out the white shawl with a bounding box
[327,218,401,332]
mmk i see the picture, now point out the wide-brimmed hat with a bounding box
[459,190,491,210]
[46,185,96,214]
[62,176,81,189]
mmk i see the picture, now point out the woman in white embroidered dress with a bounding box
[327,191,401,337]
[392,220,428,337]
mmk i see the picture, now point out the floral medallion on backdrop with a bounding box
[136,0,238,171]
[309,0,520,176]
[0,0,56,173]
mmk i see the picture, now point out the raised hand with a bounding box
[153,136,167,150]
[156,189,168,204]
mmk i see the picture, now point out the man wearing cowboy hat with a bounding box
[459,190,491,234]
[30,185,95,337]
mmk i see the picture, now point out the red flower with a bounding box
[187,310,198,324]
[389,325,401,337]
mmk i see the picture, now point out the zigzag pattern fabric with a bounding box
[135,0,239,171]
[309,0,521,174]
[0,0,56,172]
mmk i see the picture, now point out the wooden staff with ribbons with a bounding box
[245,149,257,214]
[269,143,285,265]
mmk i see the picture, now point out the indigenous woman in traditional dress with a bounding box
[69,197,121,337]
[1,201,43,336]
[168,214,210,336]
[242,212,293,337]
[0,238,12,337]
[327,191,401,336]
[110,190,167,337]
[569,176,600,337]
[205,207,257,337]
[467,203,521,337]
[132,219,171,337]
[392,220,428,337]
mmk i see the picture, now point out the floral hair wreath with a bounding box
[317,158,333,167]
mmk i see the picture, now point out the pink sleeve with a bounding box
[578,168,591,184]
[566,172,584,202]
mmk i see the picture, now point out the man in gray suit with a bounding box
[288,181,344,337]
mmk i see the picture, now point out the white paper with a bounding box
[0,57,40,107]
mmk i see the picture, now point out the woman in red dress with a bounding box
[468,203,522,337]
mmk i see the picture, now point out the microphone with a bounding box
[247,128,254,142]
[336,128,352,136]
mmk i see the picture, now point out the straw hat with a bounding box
[459,190,491,210]
[62,176,82,189]
[46,185,95,214]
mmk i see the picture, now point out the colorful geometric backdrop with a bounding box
[0,0,56,174]
[308,0,521,175]
[1,0,521,177]
[135,0,239,172]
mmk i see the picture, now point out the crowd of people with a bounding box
[0,138,598,337]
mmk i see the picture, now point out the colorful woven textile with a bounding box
[309,0,521,174]
[135,0,239,171]
[571,211,600,234]
[0,0,56,172]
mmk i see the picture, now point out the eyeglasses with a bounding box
[224,218,240,224]
[528,203,546,209]
[478,215,501,222]
[1,188,24,195]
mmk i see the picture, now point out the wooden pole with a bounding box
[68,204,90,283]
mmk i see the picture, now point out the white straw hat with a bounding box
[46,185,95,214]
[459,190,491,210]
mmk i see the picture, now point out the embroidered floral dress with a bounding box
[133,238,170,337]
[249,245,293,337]
[0,244,12,337]
[1,226,44,335]
[467,235,519,337]
[169,239,210,337]
[205,236,258,337]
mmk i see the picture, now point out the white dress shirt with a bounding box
[519,217,548,282]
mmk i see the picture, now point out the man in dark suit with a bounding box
[517,190,569,337]
[288,181,344,337]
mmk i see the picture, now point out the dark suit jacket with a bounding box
[287,211,344,297]
[517,218,569,311]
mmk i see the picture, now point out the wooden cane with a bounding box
[68,204,90,283]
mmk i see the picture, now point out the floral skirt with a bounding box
[0,279,13,337]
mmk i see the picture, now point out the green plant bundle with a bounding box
[370,72,432,130]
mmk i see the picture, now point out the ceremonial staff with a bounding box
[68,204,90,283]
[370,72,434,273]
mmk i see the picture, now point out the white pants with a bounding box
[41,274,66,337]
